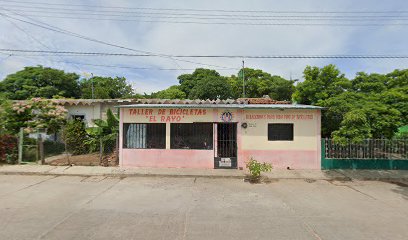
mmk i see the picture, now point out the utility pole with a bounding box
[242,60,245,98]
[91,73,94,99]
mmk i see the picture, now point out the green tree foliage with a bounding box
[230,68,295,100]
[151,85,186,99]
[332,110,372,144]
[178,68,233,99]
[62,119,88,155]
[293,64,351,104]
[80,76,134,99]
[0,66,80,100]
[296,65,406,141]
[2,98,67,135]
[85,109,118,154]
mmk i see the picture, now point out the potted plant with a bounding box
[245,158,273,183]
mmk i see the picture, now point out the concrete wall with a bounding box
[119,107,321,169]
[65,103,117,127]
[240,109,321,169]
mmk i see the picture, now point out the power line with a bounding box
[2,16,84,72]
[3,13,408,26]
[16,57,239,71]
[2,49,408,59]
[5,9,408,21]
[1,0,407,14]
[0,9,236,69]
[3,5,408,18]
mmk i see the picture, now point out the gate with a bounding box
[214,123,237,169]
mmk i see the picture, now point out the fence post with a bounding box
[321,138,326,169]
[39,135,44,165]
[18,127,23,164]
[99,138,103,166]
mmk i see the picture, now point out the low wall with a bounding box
[321,140,408,170]
[121,149,214,168]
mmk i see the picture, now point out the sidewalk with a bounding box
[0,164,407,180]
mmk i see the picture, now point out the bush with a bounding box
[0,134,18,163]
[62,120,89,155]
[246,158,273,182]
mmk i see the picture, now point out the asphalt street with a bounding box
[0,175,407,240]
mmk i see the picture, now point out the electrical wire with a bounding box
[1,49,408,59]
[1,0,407,14]
[2,5,408,19]
[4,9,408,21]
[0,9,237,69]
[2,16,84,72]
[3,12,408,26]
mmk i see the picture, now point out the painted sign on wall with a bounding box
[127,108,209,123]
[245,114,314,121]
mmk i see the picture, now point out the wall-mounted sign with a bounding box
[128,108,209,122]
[245,114,314,121]
[219,158,232,167]
[220,111,233,122]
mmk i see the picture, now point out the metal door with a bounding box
[214,123,237,169]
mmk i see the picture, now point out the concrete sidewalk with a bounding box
[0,164,407,180]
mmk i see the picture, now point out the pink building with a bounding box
[118,98,323,169]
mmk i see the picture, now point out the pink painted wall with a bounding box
[122,149,214,168]
[119,107,322,169]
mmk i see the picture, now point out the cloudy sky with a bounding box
[0,0,408,93]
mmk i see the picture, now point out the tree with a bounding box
[62,119,88,155]
[332,110,372,144]
[293,64,351,104]
[80,76,134,99]
[0,66,80,100]
[229,68,295,100]
[2,98,67,135]
[351,72,387,93]
[151,85,186,99]
[178,68,233,99]
[85,109,118,159]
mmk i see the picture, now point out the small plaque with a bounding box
[219,158,232,167]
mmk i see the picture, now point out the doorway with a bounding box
[214,123,237,169]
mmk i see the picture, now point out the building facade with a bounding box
[118,99,323,169]
[52,99,138,127]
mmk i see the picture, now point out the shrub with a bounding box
[246,158,273,180]
[0,134,18,163]
[62,119,88,155]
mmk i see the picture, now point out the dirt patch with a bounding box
[47,151,118,167]
[48,153,100,166]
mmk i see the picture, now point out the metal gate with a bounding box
[214,123,237,169]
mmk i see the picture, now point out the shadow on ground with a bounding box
[385,180,408,200]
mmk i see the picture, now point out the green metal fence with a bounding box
[321,139,408,170]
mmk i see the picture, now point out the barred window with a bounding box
[123,123,166,149]
[268,123,294,141]
[170,123,213,150]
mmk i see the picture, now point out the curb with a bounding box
[2,171,405,181]
[0,171,246,179]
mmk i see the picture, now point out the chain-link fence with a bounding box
[43,133,119,167]
[10,127,119,167]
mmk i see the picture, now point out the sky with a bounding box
[0,0,408,94]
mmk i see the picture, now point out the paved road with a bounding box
[0,175,407,240]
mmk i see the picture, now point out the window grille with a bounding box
[123,123,166,149]
[170,123,213,150]
[268,123,294,141]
